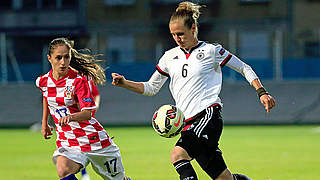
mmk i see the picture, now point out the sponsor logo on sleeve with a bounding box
[82,97,93,103]
[219,48,225,56]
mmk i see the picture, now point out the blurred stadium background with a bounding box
[1,0,320,127]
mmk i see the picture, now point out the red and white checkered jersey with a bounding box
[36,69,111,152]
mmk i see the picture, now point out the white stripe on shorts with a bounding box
[193,106,214,137]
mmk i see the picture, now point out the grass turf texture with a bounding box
[0,125,319,180]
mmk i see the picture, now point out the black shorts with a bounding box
[175,104,227,178]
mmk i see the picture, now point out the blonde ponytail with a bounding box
[170,1,203,37]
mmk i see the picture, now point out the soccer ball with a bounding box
[152,104,185,138]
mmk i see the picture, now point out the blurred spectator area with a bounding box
[1,0,320,83]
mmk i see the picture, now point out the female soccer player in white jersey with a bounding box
[111,1,276,180]
[36,37,132,180]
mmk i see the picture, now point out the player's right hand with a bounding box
[260,94,276,113]
[41,124,53,139]
[111,73,126,86]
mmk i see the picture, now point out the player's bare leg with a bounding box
[56,155,82,179]
[171,146,197,180]
[216,169,233,180]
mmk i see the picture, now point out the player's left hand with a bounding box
[41,124,53,139]
[58,115,72,127]
[260,94,276,113]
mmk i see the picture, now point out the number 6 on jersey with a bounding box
[182,64,188,77]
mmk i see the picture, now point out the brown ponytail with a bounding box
[48,37,106,85]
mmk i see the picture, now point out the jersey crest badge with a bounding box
[196,52,205,60]
[64,86,74,98]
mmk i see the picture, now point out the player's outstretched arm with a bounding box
[111,73,144,94]
[251,79,276,113]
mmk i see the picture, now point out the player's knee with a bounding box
[56,164,74,178]
[170,146,191,163]
[215,169,233,180]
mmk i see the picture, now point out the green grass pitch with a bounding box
[0,125,319,180]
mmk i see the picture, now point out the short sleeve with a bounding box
[35,77,40,88]
[75,78,96,111]
[35,76,48,95]
[156,52,170,77]
[214,44,232,67]
[89,80,100,97]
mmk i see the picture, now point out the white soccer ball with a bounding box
[152,104,185,138]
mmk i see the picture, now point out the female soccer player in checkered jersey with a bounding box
[111,1,276,180]
[36,37,132,180]
[39,79,98,180]
[79,78,100,180]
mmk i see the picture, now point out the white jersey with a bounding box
[143,41,258,119]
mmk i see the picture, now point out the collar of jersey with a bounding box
[180,41,204,54]
[49,68,75,85]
